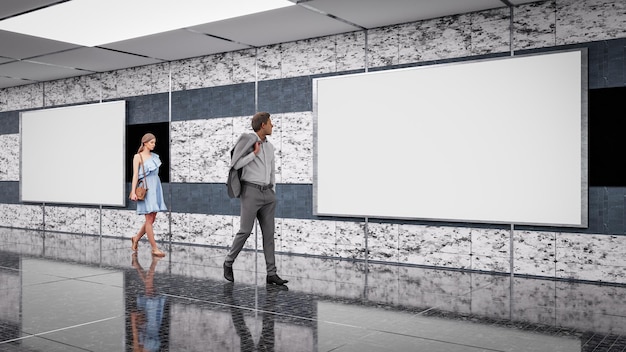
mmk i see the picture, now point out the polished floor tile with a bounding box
[0,228,625,351]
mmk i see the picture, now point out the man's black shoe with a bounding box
[224,263,234,282]
[266,274,288,285]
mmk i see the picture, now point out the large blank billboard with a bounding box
[314,50,587,227]
[20,101,126,206]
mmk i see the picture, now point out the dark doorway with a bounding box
[589,87,626,186]
[126,122,170,183]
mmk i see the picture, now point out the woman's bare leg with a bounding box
[145,213,165,256]
[145,213,156,248]
[131,222,147,251]
[135,224,146,240]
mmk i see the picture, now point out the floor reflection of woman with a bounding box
[130,254,167,352]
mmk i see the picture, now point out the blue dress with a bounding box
[136,153,168,215]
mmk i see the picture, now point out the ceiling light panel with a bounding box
[306,0,505,28]
[0,0,294,47]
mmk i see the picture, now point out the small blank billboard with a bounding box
[20,101,126,206]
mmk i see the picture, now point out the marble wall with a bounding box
[169,111,313,184]
[1,0,626,284]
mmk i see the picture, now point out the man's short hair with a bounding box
[251,112,271,132]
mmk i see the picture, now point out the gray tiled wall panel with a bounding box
[0,112,19,135]
[122,93,169,125]
[587,38,626,89]
[171,83,255,121]
[165,183,313,219]
[0,181,19,204]
[257,76,312,114]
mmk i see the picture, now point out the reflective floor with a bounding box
[0,228,625,351]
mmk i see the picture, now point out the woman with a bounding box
[130,133,167,257]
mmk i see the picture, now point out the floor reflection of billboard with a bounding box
[317,301,581,352]
[0,252,20,342]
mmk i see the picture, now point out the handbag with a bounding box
[135,154,149,201]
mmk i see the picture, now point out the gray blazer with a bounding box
[226,133,257,198]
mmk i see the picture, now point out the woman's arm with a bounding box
[129,154,140,200]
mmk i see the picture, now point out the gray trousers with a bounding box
[224,184,277,275]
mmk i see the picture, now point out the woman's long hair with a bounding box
[137,133,156,154]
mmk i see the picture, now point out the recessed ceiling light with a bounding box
[0,0,294,47]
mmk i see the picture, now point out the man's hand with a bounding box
[253,141,261,155]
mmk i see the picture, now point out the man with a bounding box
[224,112,288,286]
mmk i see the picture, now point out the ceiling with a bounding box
[0,0,540,89]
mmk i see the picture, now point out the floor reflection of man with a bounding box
[130,254,167,352]
[224,283,286,352]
